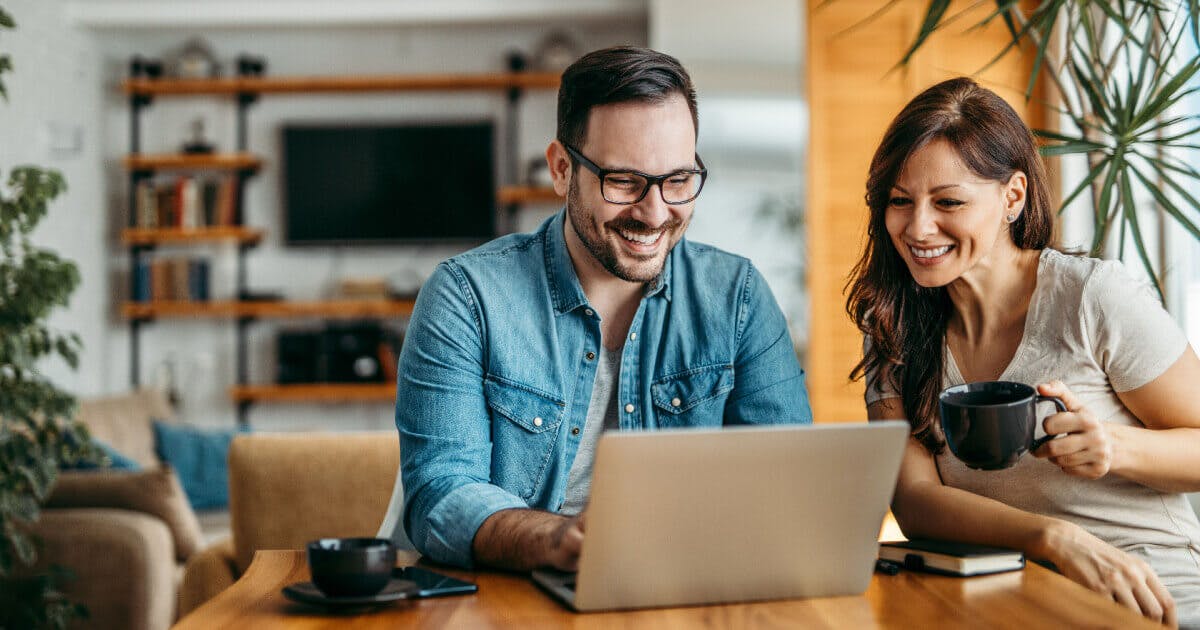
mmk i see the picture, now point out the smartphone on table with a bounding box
[393,566,478,598]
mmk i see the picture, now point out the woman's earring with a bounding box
[1006,214,1017,223]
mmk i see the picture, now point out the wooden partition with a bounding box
[806,1,1048,422]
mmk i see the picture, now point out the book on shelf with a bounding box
[132,174,239,230]
[131,258,152,302]
[877,539,1025,577]
[132,256,211,303]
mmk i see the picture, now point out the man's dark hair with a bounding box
[556,46,698,149]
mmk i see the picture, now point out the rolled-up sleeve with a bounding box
[724,264,813,425]
[395,262,527,568]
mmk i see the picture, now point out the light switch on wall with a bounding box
[44,121,84,159]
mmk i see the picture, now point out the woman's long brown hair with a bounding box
[847,77,1055,453]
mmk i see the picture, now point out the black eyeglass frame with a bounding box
[562,143,708,205]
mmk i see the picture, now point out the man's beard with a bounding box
[566,177,686,283]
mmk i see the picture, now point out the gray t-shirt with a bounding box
[559,348,621,516]
[866,249,1200,618]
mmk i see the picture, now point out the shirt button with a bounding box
[571,427,580,436]
[629,332,637,341]
[533,417,543,427]
[585,351,596,361]
[671,397,681,407]
[624,403,634,413]
[584,309,594,317]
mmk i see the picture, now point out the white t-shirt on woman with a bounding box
[865,248,1200,620]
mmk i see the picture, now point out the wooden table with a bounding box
[174,550,1161,629]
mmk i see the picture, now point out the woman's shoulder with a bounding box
[1038,249,1137,299]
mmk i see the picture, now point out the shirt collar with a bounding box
[543,210,674,315]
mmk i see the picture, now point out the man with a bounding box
[389,46,812,571]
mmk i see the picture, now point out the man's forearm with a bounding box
[471,508,568,571]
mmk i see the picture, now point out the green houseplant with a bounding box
[0,5,101,628]
[892,0,1200,295]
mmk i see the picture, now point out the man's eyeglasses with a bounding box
[563,143,707,205]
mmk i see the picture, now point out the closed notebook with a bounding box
[878,539,1024,577]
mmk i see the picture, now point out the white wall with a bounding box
[0,0,108,397]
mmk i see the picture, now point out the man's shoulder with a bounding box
[443,230,545,273]
[673,238,755,281]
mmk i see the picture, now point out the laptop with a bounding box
[532,421,909,612]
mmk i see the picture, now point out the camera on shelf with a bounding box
[277,322,401,385]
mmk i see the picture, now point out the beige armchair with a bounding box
[32,389,203,630]
[178,432,400,616]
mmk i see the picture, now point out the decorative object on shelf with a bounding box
[506,50,528,74]
[275,323,398,385]
[336,277,390,301]
[169,37,220,79]
[237,289,284,302]
[0,7,102,626]
[181,118,215,154]
[525,156,553,187]
[235,53,267,78]
[129,55,164,79]
[153,354,182,408]
[532,31,582,73]
[387,269,424,300]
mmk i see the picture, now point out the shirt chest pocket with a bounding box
[484,376,566,500]
[651,364,734,427]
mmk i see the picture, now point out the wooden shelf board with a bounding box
[122,226,264,245]
[122,299,415,320]
[497,186,562,205]
[123,72,561,96]
[230,383,396,403]
[124,152,262,171]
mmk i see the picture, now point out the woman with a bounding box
[849,77,1200,628]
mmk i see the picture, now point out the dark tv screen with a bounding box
[283,122,496,244]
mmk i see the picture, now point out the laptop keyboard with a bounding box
[564,581,576,591]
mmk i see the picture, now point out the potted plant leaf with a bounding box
[0,5,102,628]
[893,0,1200,296]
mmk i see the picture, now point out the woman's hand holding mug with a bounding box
[1032,380,1118,479]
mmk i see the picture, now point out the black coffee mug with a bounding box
[939,381,1067,470]
[307,538,396,598]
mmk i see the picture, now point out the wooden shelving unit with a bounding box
[124,66,556,425]
[123,152,262,172]
[122,298,416,321]
[123,72,560,96]
[229,383,396,404]
[497,185,561,205]
[121,226,264,246]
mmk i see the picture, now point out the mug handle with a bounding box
[1030,395,1068,451]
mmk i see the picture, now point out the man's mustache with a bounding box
[605,216,683,235]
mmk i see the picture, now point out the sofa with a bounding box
[29,389,212,630]
[177,431,401,616]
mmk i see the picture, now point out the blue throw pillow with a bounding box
[63,437,142,471]
[153,421,246,510]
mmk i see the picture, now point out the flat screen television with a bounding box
[282,121,496,245]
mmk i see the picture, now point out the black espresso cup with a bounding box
[939,381,1067,470]
[307,538,396,598]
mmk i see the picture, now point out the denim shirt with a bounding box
[396,211,812,567]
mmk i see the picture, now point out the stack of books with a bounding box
[131,256,210,302]
[133,175,239,229]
